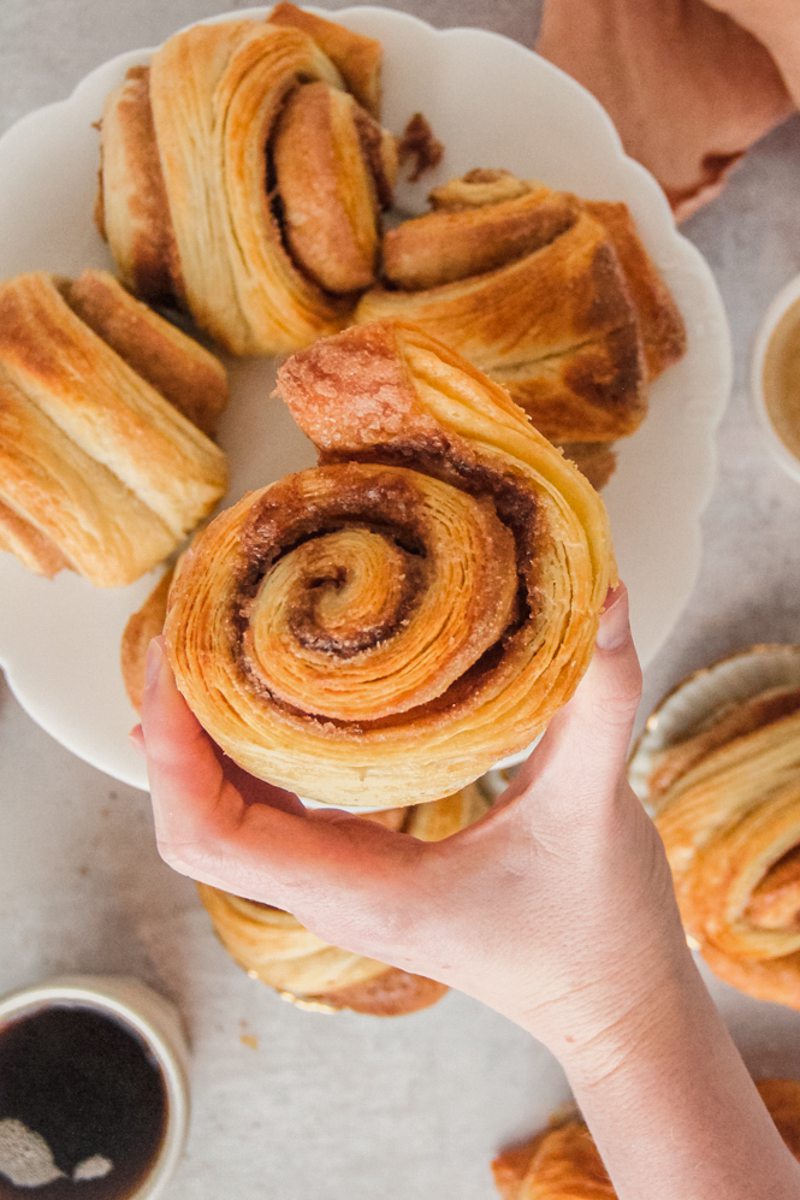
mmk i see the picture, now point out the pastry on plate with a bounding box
[198,785,488,1016]
[96,5,397,355]
[492,1079,800,1198]
[163,319,614,808]
[0,271,227,587]
[121,566,176,711]
[356,168,686,480]
[651,678,800,1010]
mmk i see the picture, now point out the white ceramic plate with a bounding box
[0,6,731,792]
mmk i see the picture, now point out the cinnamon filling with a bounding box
[228,456,538,730]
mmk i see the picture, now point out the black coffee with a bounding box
[0,1004,167,1198]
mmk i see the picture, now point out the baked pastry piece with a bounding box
[492,1079,800,1198]
[356,169,686,478]
[651,684,800,1009]
[121,566,175,710]
[96,6,397,355]
[164,319,614,807]
[198,785,488,1015]
[0,271,228,587]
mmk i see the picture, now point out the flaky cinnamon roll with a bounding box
[492,1080,800,1198]
[164,320,614,808]
[96,6,397,355]
[356,169,686,446]
[198,785,488,1015]
[652,684,800,1010]
[0,271,227,587]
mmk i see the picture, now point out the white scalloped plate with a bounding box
[0,6,731,792]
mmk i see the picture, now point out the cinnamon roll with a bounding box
[652,683,800,1010]
[164,320,614,808]
[492,1080,800,1198]
[356,169,686,446]
[0,271,227,587]
[96,7,397,355]
[198,785,488,1016]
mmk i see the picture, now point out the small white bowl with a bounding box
[751,274,800,484]
[0,974,190,1199]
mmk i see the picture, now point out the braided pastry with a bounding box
[198,784,488,1016]
[492,1079,800,1198]
[0,271,227,587]
[164,320,614,808]
[652,684,800,1009]
[96,6,397,355]
[356,168,685,455]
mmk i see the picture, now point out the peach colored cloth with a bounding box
[536,0,797,220]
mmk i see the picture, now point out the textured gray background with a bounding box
[1,2,800,1198]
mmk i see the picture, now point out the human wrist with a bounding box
[515,908,699,1082]
[554,944,708,1093]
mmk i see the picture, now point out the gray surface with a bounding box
[1,3,800,1198]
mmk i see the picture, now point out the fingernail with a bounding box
[597,585,629,651]
[145,639,163,691]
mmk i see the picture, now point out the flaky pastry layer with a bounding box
[97,10,397,354]
[0,271,227,587]
[652,683,800,1010]
[358,169,686,444]
[163,320,614,807]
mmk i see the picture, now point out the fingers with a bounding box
[139,638,426,932]
[496,585,642,828]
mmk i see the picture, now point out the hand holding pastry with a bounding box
[137,589,800,1200]
[139,587,671,1045]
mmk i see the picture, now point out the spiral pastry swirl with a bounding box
[652,685,800,1010]
[96,6,396,354]
[492,1080,800,1198]
[356,169,686,446]
[197,785,487,1016]
[164,320,614,807]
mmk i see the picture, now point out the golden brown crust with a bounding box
[653,684,800,1010]
[383,186,578,289]
[99,17,396,354]
[558,442,617,491]
[311,967,449,1016]
[64,271,228,437]
[0,497,69,577]
[360,170,685,442]
[121,567,174,710]
[96,66,182,304]
[360,213,646,443]
[584,200,687,379]
[493,1081,800,1197]
[164,320,614,807]
[267,2,383,116]
[272,82,395,294]
[491,324,645,443]
[0,272,227,587]
[650,686,800,801]
[492,1119,613,1199]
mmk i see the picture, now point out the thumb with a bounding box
[505,585,642,824]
